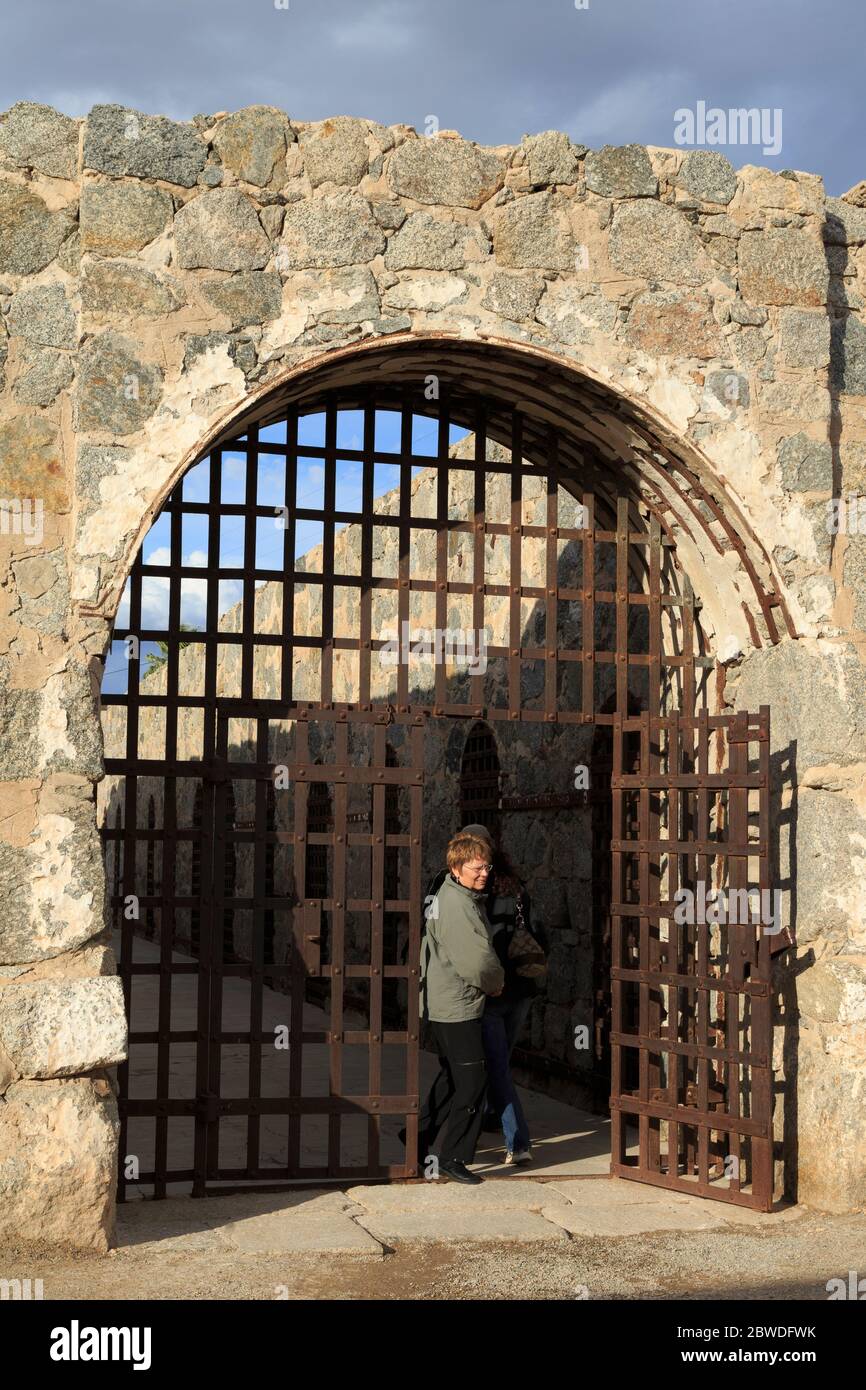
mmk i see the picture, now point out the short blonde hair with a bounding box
[446,833,492,873]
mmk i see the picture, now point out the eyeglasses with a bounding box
[464,862,492,875]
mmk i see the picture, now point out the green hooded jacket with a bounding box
[419,872,505,1023]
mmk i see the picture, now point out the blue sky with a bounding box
[102,410,469,692]
[3,0,864,194]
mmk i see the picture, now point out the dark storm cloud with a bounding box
[0,0,863,193]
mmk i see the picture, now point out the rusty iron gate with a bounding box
[609,707,775,1211]
[100,383,778,1202]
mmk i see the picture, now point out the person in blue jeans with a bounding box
[478,834,547,1165]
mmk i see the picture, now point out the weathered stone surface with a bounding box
[738,228,829,307]
[0,413,66,510]
[76,332,163,434]
[183,331,257,376]
[371,199,406,230]
[823,197,866,246]
[199,270,281,327]
[792,789,866,947]
[778,308,831,368]
[493,191,574,271]
[843,534,866,629]
[384,211,484,271]
[0,979,126,1079]
[736,639,866,769]
[301,116,369,188]
[742,166,823,216]
[81,259,183,318]
[609,199,712,285]
[212,105,293,187]
[584,143,657,198]
[0,1078,118,1252]
[75,442,130,509]
[481,271,544,320]
[174,188,270,271]
[536,281,618,341]
[287,266,379,326]
[383,273,468,311]
[797,1029,866,1211]
[56,227,81,274]
[388,136,505,209]
[732,329,766,374]
[704,369,750,411]
[678,150,737,205]
[798,957,866,1024]
[0,181,71,275]
[278,192,385,269]
[830,313,866,396]
[777,432,833,491]
[0,808,105,963]
[730,300,768,326]
[84,103,206,186]
[258,203,284,239]
[626,289,722,358]
[0,101,79,180]
[758,377,828,422]
[702,213,740,239]
[80,180,172,255]
[841,180,866,209]
[522,130,583,188]
[8,283,76,347]
[12,348,74,406]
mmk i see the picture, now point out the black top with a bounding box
[419,870,546,1009]
[484,884,547,1009]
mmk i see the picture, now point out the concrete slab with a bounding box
[354,1207,570,1244]
[217,1209,383,1257]
[345,1176,572,1211]
[542,1200,736,1235]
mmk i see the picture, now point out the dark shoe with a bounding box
[438,1158,484,1185]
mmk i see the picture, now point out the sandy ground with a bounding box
[4,1181,864,1302]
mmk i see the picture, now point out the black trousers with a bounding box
[418,1017,488,1164]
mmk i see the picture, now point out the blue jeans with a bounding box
[481,996,532,1153]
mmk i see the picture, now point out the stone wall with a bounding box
[1,99,866,1243]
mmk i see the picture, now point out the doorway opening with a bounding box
[99,365,774,1210]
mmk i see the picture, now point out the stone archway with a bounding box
[3,103,866,1250]
[99,357,772,1204]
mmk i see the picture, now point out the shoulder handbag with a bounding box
[507,893,547,978]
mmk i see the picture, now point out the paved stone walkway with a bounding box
[116,1176,802,1259]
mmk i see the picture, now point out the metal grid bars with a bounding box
[608,707,774,1210]
[99,384,716,1199]
[108,705,426,1195]
[101,389,708,739]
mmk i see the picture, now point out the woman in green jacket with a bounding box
[415,831,504,1184]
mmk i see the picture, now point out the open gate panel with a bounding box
[609,707,774,1211]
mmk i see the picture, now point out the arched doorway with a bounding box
[99,363,775,1209]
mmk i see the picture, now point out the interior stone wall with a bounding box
[2,100,866,1245]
